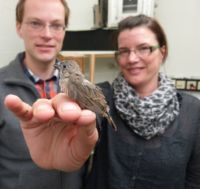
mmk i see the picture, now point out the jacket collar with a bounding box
[3,52,36,91]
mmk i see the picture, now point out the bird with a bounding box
[54,60,117,131]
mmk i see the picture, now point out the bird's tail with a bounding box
[106,115,117,131]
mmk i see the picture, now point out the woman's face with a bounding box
[117,26,166,96]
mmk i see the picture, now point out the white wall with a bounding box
[0,1,24,67]
[67,0,98,31]
[155,0,200,78]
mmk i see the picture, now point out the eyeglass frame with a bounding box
[24,20,66,34]
[115,45,160,60]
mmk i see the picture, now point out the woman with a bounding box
[83,15,200,189]
[5,15,200,189]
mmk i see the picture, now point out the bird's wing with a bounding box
[67,79,107,114]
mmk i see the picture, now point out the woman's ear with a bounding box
[160,46,167,62]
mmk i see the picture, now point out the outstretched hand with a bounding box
[4,93,98,172]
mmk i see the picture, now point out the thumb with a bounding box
[4,94,33,121]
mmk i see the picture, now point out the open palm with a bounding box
[4,93,98,172]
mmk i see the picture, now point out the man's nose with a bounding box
[40,25,53,37]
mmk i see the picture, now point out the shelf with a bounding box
[60,51,115,83]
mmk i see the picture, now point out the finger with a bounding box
[32,99,55,122]
[4,94,32,121]
[52,93,82,122]
[77,110,97,137]
[69,110,98,166]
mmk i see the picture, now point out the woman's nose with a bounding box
[128,50,140,62]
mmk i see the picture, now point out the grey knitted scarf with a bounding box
[112,72,180,140]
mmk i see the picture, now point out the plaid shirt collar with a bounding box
[21,61,60,99]
[22,61,59,83]
[26,67,59,83]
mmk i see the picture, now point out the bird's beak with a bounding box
[54,61,61,70]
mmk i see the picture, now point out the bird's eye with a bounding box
[62,65,67,69]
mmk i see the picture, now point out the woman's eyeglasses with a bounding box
[115,45,160,60]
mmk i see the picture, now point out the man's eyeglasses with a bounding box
[25,21,66,34]
[115,45,160,60]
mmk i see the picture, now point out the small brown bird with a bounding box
[55,60,117,131]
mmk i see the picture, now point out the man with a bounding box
[0,0,97,188]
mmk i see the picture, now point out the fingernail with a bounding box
[82,110,94,116]
[37,104,50,111]
[61,102,78,112]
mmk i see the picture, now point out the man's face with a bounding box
[16,0,66,65]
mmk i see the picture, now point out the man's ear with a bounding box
[16,22,22,38]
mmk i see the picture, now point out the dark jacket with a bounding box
[0,52,84,189]
[84,82,200,189]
